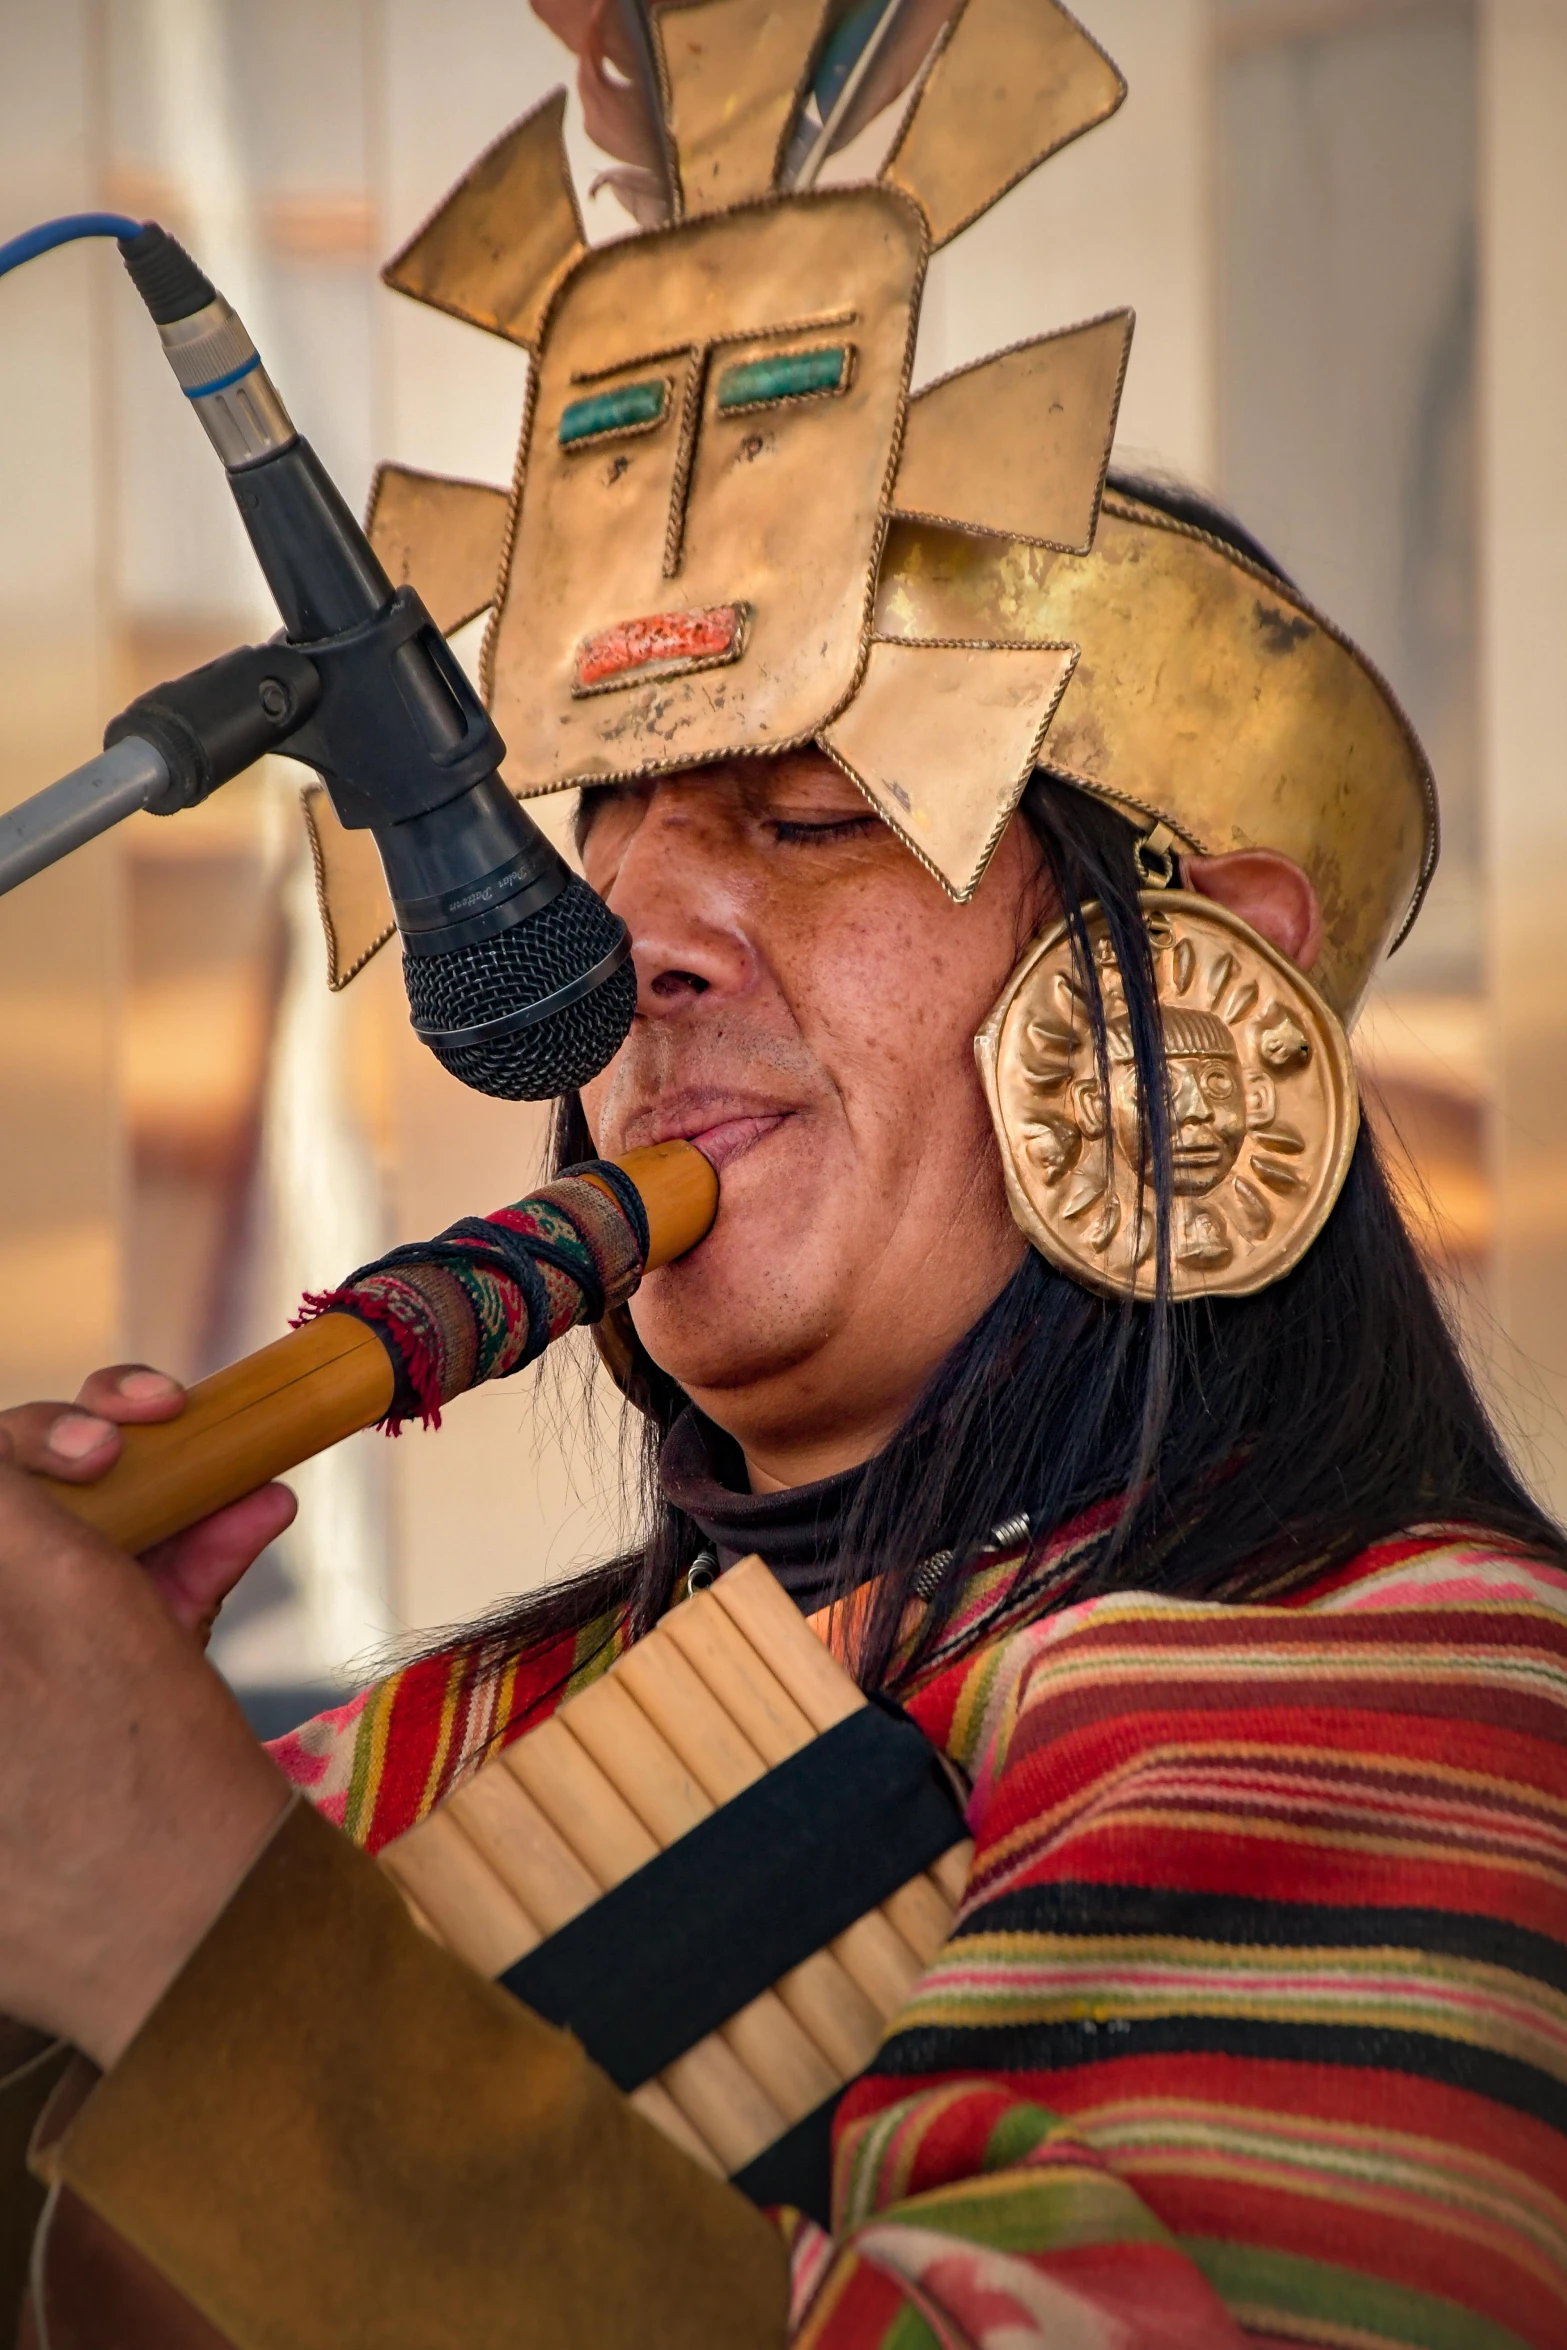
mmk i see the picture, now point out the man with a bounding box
[4,715,1566,2347]
[3,4,1567,2343]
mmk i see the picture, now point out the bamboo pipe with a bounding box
[663,1592,953,1963]
[712,1560,975,1935]
[435,1769,722,2173]
[385,1775,722,2173]
[559,1676,849,2116]
[615,1633,924,2033]
[503,1714,791,2171]
[660,1595,951,1974]
[33,1140,717,1557]
[377,1572,971,2176]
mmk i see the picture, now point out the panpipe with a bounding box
[36,1140,716,1557]
[379,1556,972,2214]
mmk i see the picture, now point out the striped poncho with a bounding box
[270,1521,1567,2348]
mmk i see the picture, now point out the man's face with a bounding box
[1099,1044,1247,1197]
[578,752,1046,1482]
[1166,1048,1247,1193]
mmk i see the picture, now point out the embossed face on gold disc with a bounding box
[975,891,1359,1300]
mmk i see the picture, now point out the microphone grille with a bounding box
[402,871,636,1100]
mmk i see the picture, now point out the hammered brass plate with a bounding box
[655,0,832,218]
[976,891,1358,1300]
[366,465,510,637]
[892,309,1131,551]
[879,500,1434,1021]
[381,90,585,351]
[487,184,926,794]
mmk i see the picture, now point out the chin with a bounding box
[629,1140,847,1398]
[630,1279,824,1400]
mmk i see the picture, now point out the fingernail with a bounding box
[49,1413,114,1461]
[117,1369,179,1402]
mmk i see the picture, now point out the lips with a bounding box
[687,1113,789,1170]
[573,603,748,695]
[625,1096,794,1173]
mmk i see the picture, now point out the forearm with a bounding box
[28,1798,788,2350]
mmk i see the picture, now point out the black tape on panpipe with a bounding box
[497,1701,966,2220]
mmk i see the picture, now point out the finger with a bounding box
[138,1484,298,1640]
[72,1364,186,1424]
[0,1401,123,1481]
[0,1364,188,1483]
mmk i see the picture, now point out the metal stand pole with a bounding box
[0,737,169,899]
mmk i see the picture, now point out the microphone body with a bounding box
[115,226,635,1100]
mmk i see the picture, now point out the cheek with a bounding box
[784,875,1018,1127]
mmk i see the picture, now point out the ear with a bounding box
[1070,1074,1105,1140]
[1183,848,1323,974]
[1242,1070,1277,1127]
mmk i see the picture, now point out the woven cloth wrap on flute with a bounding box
[294,1159,649,1430]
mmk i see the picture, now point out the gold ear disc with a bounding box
[975,890,1359,1302]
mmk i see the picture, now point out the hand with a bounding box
[0,1364,296,1642]
[0,1458,290,2066]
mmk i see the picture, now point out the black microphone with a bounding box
[115,224,635,1101]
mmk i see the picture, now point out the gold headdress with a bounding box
[308,0,1437,1299]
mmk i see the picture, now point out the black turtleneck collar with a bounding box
[658,1405,868,1613]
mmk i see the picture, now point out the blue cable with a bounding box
[0,212,145,281]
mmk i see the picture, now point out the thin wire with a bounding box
[0,213,144,281]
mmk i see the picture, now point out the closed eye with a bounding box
[717,344,855,415]
[559,376,671,450]
[769,814,880,845]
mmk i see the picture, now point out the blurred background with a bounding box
[1,0,1562,1728]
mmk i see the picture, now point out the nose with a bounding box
[1169,1065,1211,1124]
[600,780,758,1022]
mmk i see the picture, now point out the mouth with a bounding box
[629,1095,794,1173]
[689,1114,790,1171]
[572,603,749,697]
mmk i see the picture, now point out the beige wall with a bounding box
[1480,0,1567,1516]
[0,2,121,1404]
[922,0,1216,484]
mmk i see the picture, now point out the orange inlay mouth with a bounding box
[573,603,748,696]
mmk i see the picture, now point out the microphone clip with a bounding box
[103,641,323,814]
[274,582,504,833]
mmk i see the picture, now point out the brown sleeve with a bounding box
[30,1799,790,2350]
[0,2023,70,2342]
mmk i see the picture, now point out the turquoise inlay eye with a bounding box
[716,345,851,413]
[558,377,669,447]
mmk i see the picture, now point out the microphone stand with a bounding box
[1,221,630,1095]
[0,641,323,898]
[0,738,174,896]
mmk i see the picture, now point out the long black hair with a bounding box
[442,475,1564,1695]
